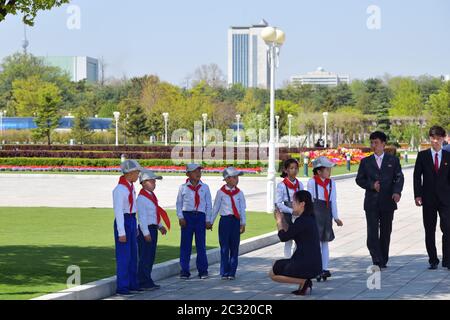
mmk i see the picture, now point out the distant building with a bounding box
[228,19,271,89]
[444,74,450,82]
[290,67,350,87]
[40,56,99,83]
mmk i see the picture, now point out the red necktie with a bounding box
[221,185,241,220]
[187,183,202,210]
[118,176,134,213]
[139,189,171,230]
[434,153,439,173]
[283,178,300,191]
[314,175,331,208]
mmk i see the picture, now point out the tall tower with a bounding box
[228,19,271,89]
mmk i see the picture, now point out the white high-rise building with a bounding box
[291,67,350,87]
[227,19,271,89]
[40,56,99,83]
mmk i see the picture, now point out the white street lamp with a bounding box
[261,25,285,213]
[162,112,169,146]
[322,112,329,148]
[202,113,208,147]
[0,110,4,138]
[288,114,293,148]
[257,114,263,145]
[236,114,241,145]
[113,111,120,147]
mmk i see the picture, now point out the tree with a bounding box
[389,77,423,117]
[192,63,226,88]
[32,82,62,145]
[374,101,391,136]
[119,98,150,144]
[428,81,450,131]
[0,0,70,25]
[72,106,92,144]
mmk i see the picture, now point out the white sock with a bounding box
[284,240,293,258]
[320,241,329,270]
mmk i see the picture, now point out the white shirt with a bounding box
[374,153,385,169]
[210,186,247,226]
[137,190,163,236]
[176,180,212,219]
[276,179,304,214]
[112,182,137,237]
[431,148,443,168]
[307,178,339,220]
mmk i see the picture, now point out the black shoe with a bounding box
[429,263,438,270]
[380,264,387,269]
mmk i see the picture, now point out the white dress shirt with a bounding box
[431,148,443,168]
[307,178,339,220]
[374,153,385,169]
[112,182,137,237]
[176,180,212,219]
[137,190,163,236]
[276,179,304,214]
[209,185,247,226]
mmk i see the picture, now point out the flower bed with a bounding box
[303,148,372,166]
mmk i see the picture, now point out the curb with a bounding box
[32,231,279,300]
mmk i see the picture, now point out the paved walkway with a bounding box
[104,168,450,300]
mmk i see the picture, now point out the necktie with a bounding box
[434,152,439,173]
[139,189,171,230]
[187,183,201,210]
[314,175,331,208]
[376,156,382,169]
[118,176,134,213]
[220,185,241,220]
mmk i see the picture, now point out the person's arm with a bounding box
[392,156,405,195]
[413,152,423,199]
[240,191,246,226]
[276,183,293,214]
[137,196,150,237]
[355,158,374,190]
[209,190,222,225]
[331,180,339,220]
[277,217,299,242]
[306,179,315,199]
[205,185,213,221]
[175,185,185,219]
[113,188,126,237]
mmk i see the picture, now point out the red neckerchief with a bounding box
[283,177,301,191]
[314,175,331,208]
[186,179,202,210]
[139,189,171,230]
[118,176,134,213]
[220,185,241,220]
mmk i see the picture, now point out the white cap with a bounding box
[139,169,162,184]
[312,156,336,169]
[120,159,143,174]
[223,167,244,180]
[186,163,203,173]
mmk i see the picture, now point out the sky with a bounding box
[0,0,449,86]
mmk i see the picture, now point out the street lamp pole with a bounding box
[261,26,285,213]
[163,112,169,146]
[202,113,208,147]
[275,115,280,144]
[288,114,293,148]
[323,112,329,148]
[113,111,120,146]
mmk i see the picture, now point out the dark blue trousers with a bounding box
[219,215,241,277]
[179,211,208,277]
[137,225,158,288]
[114,214,138,294]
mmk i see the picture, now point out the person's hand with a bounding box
[334,219,343,227]
[118,235,127,243]
[274,207,283,222]
[415,197,423,207]
[373,181,381,193]
[144,234,152,242]
[159,227,167,235]
[179,219,187,228]
[206,222,213,230]
[240,225,246,234]
[392,193,401,203]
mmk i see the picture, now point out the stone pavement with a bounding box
[104,168,450,300]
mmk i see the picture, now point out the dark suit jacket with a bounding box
[356,153,405,212]
[413,149,450,207]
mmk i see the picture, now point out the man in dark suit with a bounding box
[356,131,404,268]
[414,125,450,270]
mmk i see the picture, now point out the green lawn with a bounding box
[0,207,275,300]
